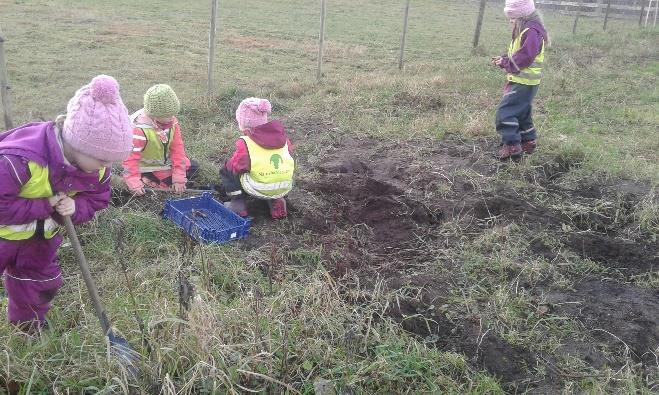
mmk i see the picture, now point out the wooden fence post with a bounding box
[398,0,411,70]
[207,0,219,99]
[473,0,487,48]
[639,0,646,27]
[573,0,583,34]
[317,0,327,80]
[603,0,612,30]
[0,28,13,130]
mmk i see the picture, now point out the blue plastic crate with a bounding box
[163,192,251,244]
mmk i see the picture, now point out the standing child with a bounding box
[122,84,198,195]
[221,98,294,219]
[0,75,133,331]
[491,0,549,160]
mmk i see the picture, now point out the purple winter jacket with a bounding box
[0,122,111,228]
[499,20,548,75]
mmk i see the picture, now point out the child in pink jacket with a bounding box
[0,75,133,331]
[221,98,295,219]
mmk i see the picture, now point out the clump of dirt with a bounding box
[566,233,658,275]
[307,174,438,248]
[528,239,559,262]
[536,147,586,182]
[385,296,455,343]
[317,158,371,175]
[467,329,538,386]
[559,338,609,370]
[381,275,541,388]
[528,232,658,277]
[385,294,540,388]
[541,279,659,365]
[471,193,566,228]
[311,175,399,200]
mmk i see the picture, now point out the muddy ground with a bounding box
[111,123,658,392]
[239,119,657,392]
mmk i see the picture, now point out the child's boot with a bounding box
[224,197,248,217]
[268,198,287,219]
[521,140,537,155]
[497,143,523,160]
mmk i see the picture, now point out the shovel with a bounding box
[62,216,140,371]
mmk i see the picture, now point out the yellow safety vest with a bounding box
[507,28,545,86]
[136,127,173,173]
[0,162,105,241]
[239,136,294,199]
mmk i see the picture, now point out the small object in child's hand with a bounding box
[191,209,208,218]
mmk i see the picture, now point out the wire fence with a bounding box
[0,0,657,129]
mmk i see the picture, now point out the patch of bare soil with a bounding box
[192,130,657,389]
[541,279,659,366]
[383,288,545,391]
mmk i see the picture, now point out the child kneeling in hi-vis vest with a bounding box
[491,0,549,160]
[0,75,133,332]
[122,84,198,195]
[221,98,294,219]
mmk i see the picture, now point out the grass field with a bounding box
[1,0,658,393]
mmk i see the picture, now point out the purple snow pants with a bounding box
[0,236,63,326]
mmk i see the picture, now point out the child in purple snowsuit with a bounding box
[492,0,550,160]
[0,75,133,331]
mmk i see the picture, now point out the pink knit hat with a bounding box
[62,75,133,162]
[504,0,536,19]
[235,98,272,131]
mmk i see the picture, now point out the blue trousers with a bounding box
[495,83,539,145]
[220,166,243,197]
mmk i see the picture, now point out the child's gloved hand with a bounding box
[55,195,76,217]
[48,193,65,207]
[172,183,186,194]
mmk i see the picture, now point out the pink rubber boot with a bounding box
[268,198,287,219]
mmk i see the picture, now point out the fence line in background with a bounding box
[317,0,327,80]
[207,0,219,98]
[3,0,656,113]
[473,0,487,47]
[573,0,583,32]
[644,0,659,26]
[604,0,613,28]
[536,0,649,17]
[0,27,13,130]
[399,0,411,70]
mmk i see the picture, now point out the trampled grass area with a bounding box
[1,0,658,393]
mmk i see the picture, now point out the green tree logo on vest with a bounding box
[270,154,284,169]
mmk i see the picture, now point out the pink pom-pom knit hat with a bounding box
[504,0,536,19]
[62,75,133,162]
[235,97,272,131]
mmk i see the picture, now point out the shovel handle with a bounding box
[63,216,112,335]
